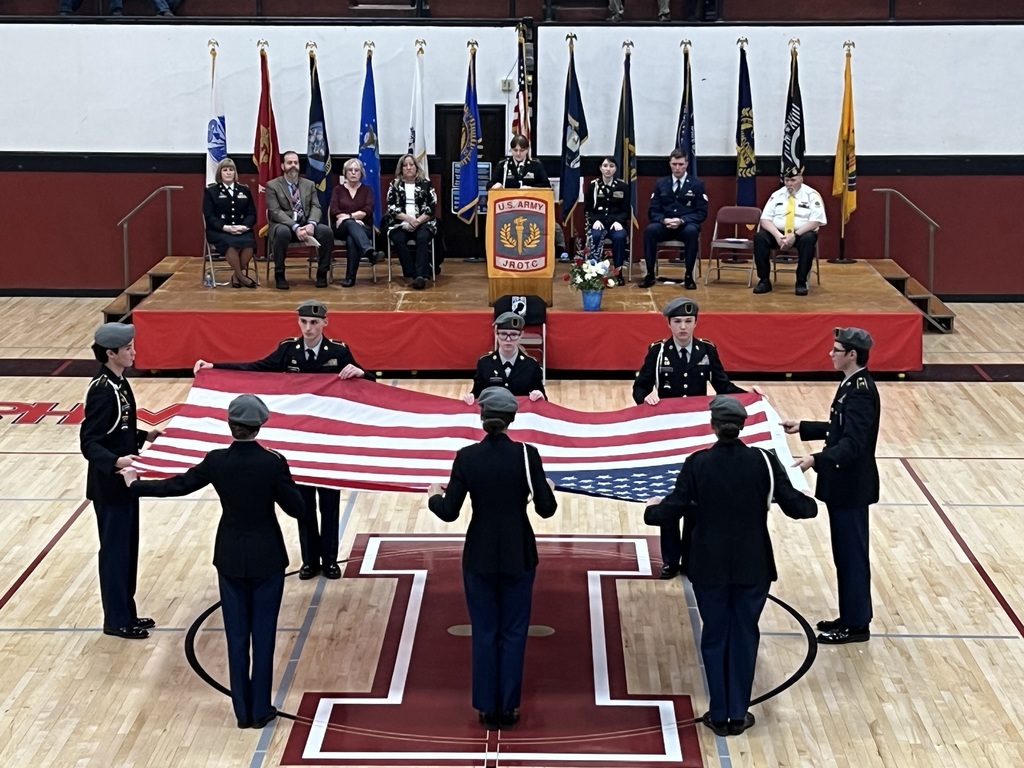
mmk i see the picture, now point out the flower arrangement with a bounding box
[563,254,618,292]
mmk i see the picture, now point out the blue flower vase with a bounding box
[581,289,603,312]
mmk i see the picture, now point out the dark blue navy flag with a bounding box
[736,45,757,206]
[456,45,482,224]
[676,46,696,175]
[614,49,638,229]
[559,40,588,223]
[359,51,382,230]
[781,46,805,182]
[306,53,332,221]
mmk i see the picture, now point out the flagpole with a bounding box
[829,41,857,264]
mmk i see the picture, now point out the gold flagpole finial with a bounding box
[789,37,801,49]
[306,41,317,58]
[256,39,269,51]
[467,39,478,52]
[208,39,218,57]
[622,40,634,55]
[364,40,375,58]
[680,39,691,50]
[415,38,426,54]
[843,40,855,52]
[736,37,748,48]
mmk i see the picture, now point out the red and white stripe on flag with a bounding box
[133,371,805,500]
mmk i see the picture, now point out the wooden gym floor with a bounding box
[1,297,1023,766]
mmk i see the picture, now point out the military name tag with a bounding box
[323,359,339,368]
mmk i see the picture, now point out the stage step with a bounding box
[872,258,910,295]
[101,256,195,325]
[906,277,956,333]
[102,295,129,324]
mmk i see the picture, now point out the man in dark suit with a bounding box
[194,300,375,581]
[123,395,309,729]
[784,327,880,645]
[633,298,747,579]
[641,149,708,289]
[464,312,546,405]
[266,150,335,290]
[80,322,161,640]
[644,396,817,737]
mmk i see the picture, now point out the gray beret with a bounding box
[663,298,699,319]
[297,300,328,318]
[227,394,270,427]
[93,322,135,349]
[710,395,747,425]
[834,327,873,351]
[477,386,519,414]
[493,312,525,331]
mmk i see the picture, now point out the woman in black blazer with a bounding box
[123,395,309,730]
[203,158,258,288]
[384,153,438,289]
[427,387,557,731]
[644,396,817,739]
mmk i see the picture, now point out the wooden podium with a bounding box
[485,188,556,305]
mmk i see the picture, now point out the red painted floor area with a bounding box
[283,534,703,766]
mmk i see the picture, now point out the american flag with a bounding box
[511,27,530,142]
[134,371,804,503]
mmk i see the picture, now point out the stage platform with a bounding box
[131,257,924,373]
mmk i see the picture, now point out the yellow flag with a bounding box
[832,50,857,225]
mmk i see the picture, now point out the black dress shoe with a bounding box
[323,562,342,580]
[818,625,870,645]
[684,275,697,290]
[727,712,755,735]
[251,707,277,729]
[132,617,156,630]
[237,719,251,729]
[340,277,355,288]
[795,282,808,296]
[315,274,328,288]
[616,274,625,286]
[478,711,500,731]
[275,276,289,290]
[816,617,842,632]
[752,279,772,294]
[298,563,321,580]
[103,625,150,639]
[700,712,729,737]
[499,708,520,728]
[658,564,680,580]
[640,274,656,288]
[412,277,426,290]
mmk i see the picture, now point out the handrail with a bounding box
[117,185,184,289]
[872,187,940,293]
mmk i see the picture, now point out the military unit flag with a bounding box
[205,46,226,186]
[780,45,806,180]
[306,53,332,222]
[359,50,382,231]
[511,27,531,143]
[559,39,588,223]
[833,49,857,226]
[614,49,638,229]
[676,46,696,174]
[408,42,428,178]
[252,47,280,238]
[735,45,757,206]
[456,45,482,224]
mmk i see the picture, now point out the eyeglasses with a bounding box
[831,346,849,354]
[496,332,521,341]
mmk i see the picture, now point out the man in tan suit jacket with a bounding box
[267,151,335,290]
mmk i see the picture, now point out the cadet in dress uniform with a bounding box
[194,300,375,581]
[785,327,880,644]
[632,298,747,578]
[123,395,309,729]
[427,387,558,730]
[641,149,708,289]
[585,157,630,284]
[752,166,827,296]
[203,157,258,288]
[488,134,566,252]
[80,323,161,639]
[644,396,817,737]
[464,312,546,405]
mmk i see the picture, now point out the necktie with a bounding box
[681,347,689,366]
[785,194,796,235]
[290,183,305,222]
[306,349,315,363]
[673,180,680,194]
[504,362,513,377]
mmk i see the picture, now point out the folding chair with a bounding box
[204,215,259,288]
[492,295,547,384]
[705,206,761,286]
[770,236,821,285]
[652,236,701,282]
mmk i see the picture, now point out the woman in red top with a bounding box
[329,158,384,287]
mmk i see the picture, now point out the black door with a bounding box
[436,104,506,260]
